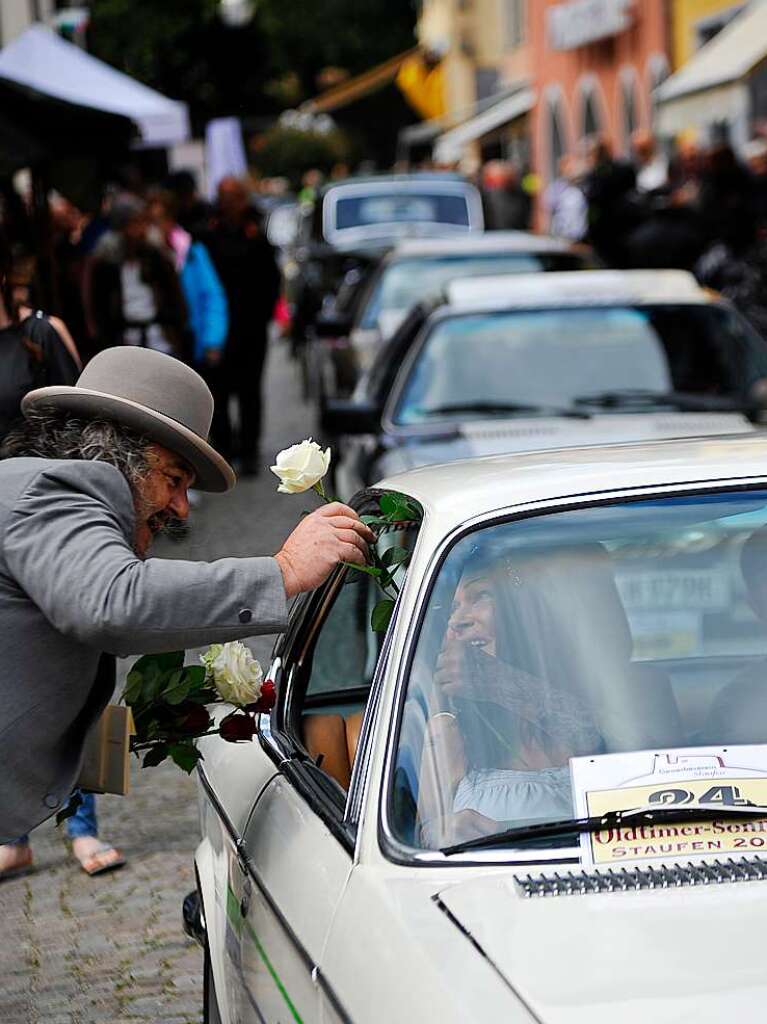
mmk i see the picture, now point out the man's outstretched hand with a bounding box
[275,502,376,597]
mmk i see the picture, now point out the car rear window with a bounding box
[392,304,767,425]
[333,193,471,231]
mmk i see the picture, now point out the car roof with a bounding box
[376,433,767,536]
[442,269,711,312]
[320,172,469,196]
[385,231,577,258]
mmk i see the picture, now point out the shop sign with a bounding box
[548,0,633,51]
[571,746,767,868]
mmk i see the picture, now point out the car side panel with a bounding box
[237,774,353,1023]
[321,866,534,1023]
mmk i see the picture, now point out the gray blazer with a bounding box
[0,457,288,842]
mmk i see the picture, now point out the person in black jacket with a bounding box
[0,233,79,439]
[203,177,281,475]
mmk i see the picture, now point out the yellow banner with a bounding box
[396,55,445,121]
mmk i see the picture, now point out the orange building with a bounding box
[530,0,670,189]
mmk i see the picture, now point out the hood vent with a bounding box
[461,423,562,440]
[515,856,767,898]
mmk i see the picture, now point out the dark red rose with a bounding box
[219,712,257,743]
[247,679,276,715]
[175,704,211,735]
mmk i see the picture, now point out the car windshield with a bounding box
[360,253,585,329]
[390,488,767,853]
[392,304,767,425]
[333,192,471,231]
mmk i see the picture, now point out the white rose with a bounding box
[200,641,264,706]
[270,438,331,494]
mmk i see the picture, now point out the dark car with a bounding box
[310,232,597,404]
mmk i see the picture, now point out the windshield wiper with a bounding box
[420,401,590,419]
[441,803,767,856]
[572,389,746,412]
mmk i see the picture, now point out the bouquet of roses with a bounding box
[123,641,275,772]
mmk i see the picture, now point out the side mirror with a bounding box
[315,310,354,339]
[321,398,381,436]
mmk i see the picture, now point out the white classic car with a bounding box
[191,435,767,1023]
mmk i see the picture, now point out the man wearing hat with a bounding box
[0,346,373,855]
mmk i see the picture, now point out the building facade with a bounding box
[669,0,747,70]
[529,0,669,189]
[416,0,532,165]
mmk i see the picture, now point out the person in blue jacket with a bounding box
[147,190,228,368]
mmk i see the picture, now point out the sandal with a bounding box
[74,840,126,877]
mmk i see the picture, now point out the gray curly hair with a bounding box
[1,408,190,543]
[1,408,153,490]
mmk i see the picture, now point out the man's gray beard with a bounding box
[157,516,190,543]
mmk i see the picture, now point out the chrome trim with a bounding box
[377,474,767,867]
[515,857,767,897]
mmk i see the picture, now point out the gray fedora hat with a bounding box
[22,347,235,492]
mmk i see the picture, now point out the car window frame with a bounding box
[377,473,767,868]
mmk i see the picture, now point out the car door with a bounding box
[230,562,389,1023]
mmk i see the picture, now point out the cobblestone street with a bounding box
[1,340,314,1024]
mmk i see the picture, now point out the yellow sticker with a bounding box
[570,747,767,868]
[585,778,767,865]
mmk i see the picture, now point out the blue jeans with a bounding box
[11,791,98,844]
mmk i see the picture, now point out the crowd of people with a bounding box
[0,171,281,479]
[539,131,767,336]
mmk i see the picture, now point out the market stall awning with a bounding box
[0,25,189,147]
[655,1,767,136]
[303,48,420,114]
[433,85,534,164]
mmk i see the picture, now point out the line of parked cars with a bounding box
[192,172,767,1023]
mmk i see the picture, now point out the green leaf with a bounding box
[162,669,193,706]
[153,651,185,671]
[168,743,204,774]
[122,671,144,706]
[341,561,382,578]
[55,791,83,827]
[371,598,395,633]
[130,654,161,675]
[142,744,169,768]
[381,546,409,567]
[378,492,401,518]
[360,514,388,526]
[184,665,207,690]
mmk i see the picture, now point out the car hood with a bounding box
[377,412,755,477]
[436,868,767,1022]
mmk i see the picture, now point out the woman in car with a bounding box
[418,551,602,845]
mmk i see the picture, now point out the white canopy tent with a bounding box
[655,1,767,149]
[0,25,189,148]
